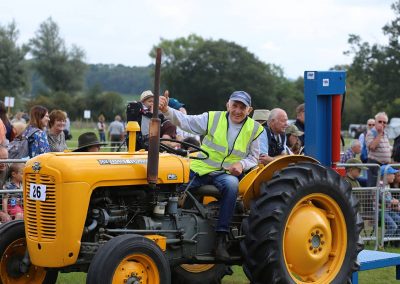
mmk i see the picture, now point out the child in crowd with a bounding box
[344,158,366,188]
[2,163,24,220]
[379,165,400,239]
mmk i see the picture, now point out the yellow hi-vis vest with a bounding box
[191,111,263,176]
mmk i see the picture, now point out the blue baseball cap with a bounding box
[229,91,251,107]
[168,98,185,110]
[380,165,399,176]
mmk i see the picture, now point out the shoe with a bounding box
[215,232,230,261]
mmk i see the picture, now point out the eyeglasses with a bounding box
[378,120,387,125]
[368,124,375,126]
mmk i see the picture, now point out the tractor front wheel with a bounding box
[87,234,170,284]
[0,220,58,284]
[241,162,363,284]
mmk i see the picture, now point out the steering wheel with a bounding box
[159,138,209,160]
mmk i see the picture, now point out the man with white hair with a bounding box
[366,112,391,187]
[340,139,362,163]
[259,108,289,165]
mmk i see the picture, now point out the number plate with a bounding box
[29,183,47,201]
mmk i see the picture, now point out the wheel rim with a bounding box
[112,253,160,284]
[180,264,215,273]
[0,238,47,284]
[283,193,347,283]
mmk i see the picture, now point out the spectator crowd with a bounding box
[1,90,399,250]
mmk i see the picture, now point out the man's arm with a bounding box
[366,130,381,151]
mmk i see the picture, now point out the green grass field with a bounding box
[55,128,396,283]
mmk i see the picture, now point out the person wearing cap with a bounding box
[73,132,107,152]
[285,124,304,155]
[252,109,270,156]
[344,158,367,188]
[379,165,400,239]
[168,97,185,112]
[340,139,362,164]
[138,90,155,139]
[166,93,200,142]
[140,90,154,110]
[259,108,289,165]
[159,90,263,261]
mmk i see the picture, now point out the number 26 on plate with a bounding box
[29,183,47,201]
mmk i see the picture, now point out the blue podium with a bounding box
[352,250,400,283]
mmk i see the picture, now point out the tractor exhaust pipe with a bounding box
[147,48,162,187]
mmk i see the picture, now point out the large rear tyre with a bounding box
[241,162,363,284]
[0,220,58,284]
[87,234,171,284]
[172,263,232,284]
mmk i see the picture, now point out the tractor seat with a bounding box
[193,184,221,199]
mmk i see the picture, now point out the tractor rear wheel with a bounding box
[241,162,363,284]
[0,220,58,284]
[87,234,170,284]
[172,263,232,284]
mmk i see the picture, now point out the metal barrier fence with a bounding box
[338,162,400,249]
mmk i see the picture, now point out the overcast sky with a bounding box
[0,0,395,78]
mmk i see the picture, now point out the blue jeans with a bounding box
[99,131,106,142]
[384,211,400,236]
[189,170,238,233]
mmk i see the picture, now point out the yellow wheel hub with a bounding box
[284,193,347,283]
[0,238,47,284]
[112,253,159,284]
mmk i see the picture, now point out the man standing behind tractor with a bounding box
[159,91,263,261]
[366,112,391,187]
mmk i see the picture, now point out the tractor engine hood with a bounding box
[24,152,190,186]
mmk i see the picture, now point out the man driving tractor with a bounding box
[159,90,263,261]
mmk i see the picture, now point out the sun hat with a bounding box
[252,109,270,122]
[345,158,368,170]
[140,90,154,102]
[380,165,399,176]
[73,132,107,152]
[285,124,304,136]
[168,98,185,110]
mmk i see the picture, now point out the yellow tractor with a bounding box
[0,53,362,284]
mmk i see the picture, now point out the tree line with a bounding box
[1,1,400,126]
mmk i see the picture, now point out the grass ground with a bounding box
[56,129,394,283]
[55,246,400,284]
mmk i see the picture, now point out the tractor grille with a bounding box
[25,174,57,241]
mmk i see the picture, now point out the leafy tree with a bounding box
[345,1,400,118]
[29,17,87,93]
[151,35,296,114]
[98,92,125,121]
[0,21,29,98]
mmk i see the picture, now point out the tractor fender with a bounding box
[239,155,318,209]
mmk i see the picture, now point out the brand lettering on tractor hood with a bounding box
[98,159,148,165]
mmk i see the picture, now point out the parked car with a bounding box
[348,124,367,138]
